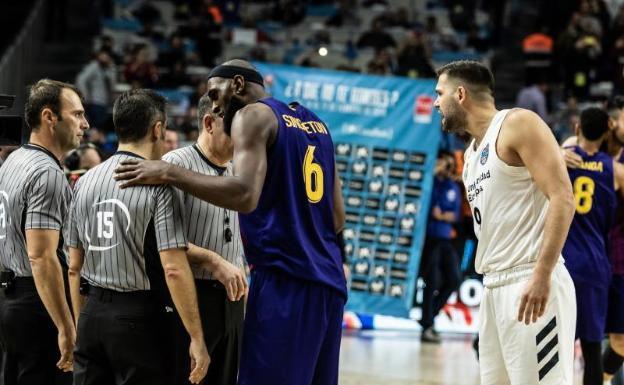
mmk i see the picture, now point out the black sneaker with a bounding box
[421,327,441,344]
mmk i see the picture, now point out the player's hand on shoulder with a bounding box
[561,148,583,169]
[114,159,170,188]
[211,259,248,301]
[517,269,551,325]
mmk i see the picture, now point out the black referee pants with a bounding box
[73,287,169,385]
[171,280,244,385]
[0,277,72,385]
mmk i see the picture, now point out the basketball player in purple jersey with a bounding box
[561,107,624,385]
[114,59,348,385]
[563,99,624,383]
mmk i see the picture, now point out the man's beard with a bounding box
[223,96,248,136]
[441,101,467,134]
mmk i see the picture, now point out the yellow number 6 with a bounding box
[303,145,324,203]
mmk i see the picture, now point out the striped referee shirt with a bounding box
[0,144,71,277]
[66,151,187,292]
[163,144,244,280]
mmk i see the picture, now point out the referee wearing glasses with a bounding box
[163,93,247,385]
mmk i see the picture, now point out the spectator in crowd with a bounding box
[159,60,192,88]
[124,44,159,88]
[271,0,306,26]
[396,31,435,78]
[366,49,394,75]
[466,25,490,52]
[357,18,396,50]
[76,50,116,130]
[177,15,222,66]
[164,129,179,154]
[610,33,624,93]
[99,35,122,65]
[79,144,103,170]
[158,33,187,68]
[553,96,580,143]
[424,15,460,52]
[516,81,550,123]
[417,151,462,343]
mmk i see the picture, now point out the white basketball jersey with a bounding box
[463,109,559,274]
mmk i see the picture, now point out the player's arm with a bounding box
[160,248,209,384]
[67,246,85,325]
[186,243,247,301]
[26,229,76,372]
[66,182,86,326]
[614,161,624,197]
[332,163,350,279]
[114,103,276,213]
[503,110,576,325]
[560,135,583,169]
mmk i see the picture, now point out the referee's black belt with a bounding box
[86,285,156,303]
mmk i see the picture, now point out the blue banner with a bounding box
[254,63,441,317]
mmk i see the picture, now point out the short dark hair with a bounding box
[24,79,82,131]
[580,107,609,141]
[436,60,495,98]
[197,93,211,128]
[113,89,167,143]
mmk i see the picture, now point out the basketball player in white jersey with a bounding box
[434,60,577,385]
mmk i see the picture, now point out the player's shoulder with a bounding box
[236,101,275,122]
[162,145,194,166]
[504,108,545,128]
[500,108,551,146]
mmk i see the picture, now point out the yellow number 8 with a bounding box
[573,176,595,214]
[303,145,324,203]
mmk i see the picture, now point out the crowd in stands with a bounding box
[518,0,624,143]
[68,0,496,172]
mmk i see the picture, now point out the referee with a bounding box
[0,79,88,384]
[65,89,209,385]
[163,94,247,385]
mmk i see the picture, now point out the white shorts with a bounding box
[479,263,577,385]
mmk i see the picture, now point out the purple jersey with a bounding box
[563,146,616,287]
[238,98,347,297]
[610,150,624,275]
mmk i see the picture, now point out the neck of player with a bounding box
[29,133,65,162]
[578,136,601,155]
[117,141,161,160]
[197,134,230,166]
[469,104,498,147]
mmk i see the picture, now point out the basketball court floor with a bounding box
[339,330,587,385]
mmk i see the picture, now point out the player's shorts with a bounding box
[479,263,576,385]
[606,274,624,334]
[238,267,346,385]
[569,275,608,342]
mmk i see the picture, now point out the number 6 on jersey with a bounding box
[303,145,324,203]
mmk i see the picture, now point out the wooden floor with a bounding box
[338,330,587,385]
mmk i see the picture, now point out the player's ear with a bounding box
[574,122,580,137]
[456,85,466,104]
[232,75,245,95]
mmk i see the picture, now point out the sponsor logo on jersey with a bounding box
[480,143,489,165]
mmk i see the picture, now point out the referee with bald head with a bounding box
[163,93,247,385]
[66,89,209,385]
